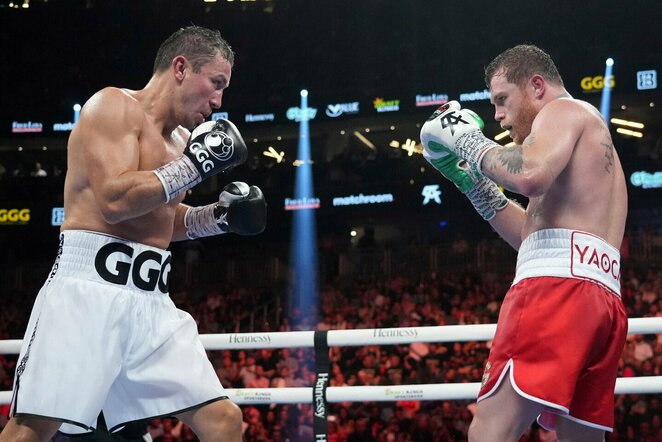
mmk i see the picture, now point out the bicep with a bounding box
[79,91,142,197]
[485,103,584,197]
[76,90,142,211]
[524,104,583,188]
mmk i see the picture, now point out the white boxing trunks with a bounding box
[10,230,228,434]
[478,229,628,432]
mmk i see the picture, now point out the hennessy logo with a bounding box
[439,111,469,136]
[314,372,328,418]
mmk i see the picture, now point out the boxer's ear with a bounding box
[172,55,188,81]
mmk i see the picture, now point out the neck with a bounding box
[137,74,180,135]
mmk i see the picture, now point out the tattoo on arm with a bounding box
[495,144,524,174]
[598,123,614,173]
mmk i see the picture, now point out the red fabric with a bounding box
[478,276,628,430]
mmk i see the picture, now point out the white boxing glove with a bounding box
[420,101,497,174]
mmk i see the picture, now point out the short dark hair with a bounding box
[484,44,563,88]
[153,25,235,74]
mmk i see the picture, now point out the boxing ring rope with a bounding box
[1,317,661,407]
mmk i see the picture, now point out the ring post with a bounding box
[313,330,330,441]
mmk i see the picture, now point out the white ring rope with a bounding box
[1,317,661,405]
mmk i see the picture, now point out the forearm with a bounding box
[480,145,549,198]
[97,171,169,223]
[171,204,191,242]
[487,200,526,250]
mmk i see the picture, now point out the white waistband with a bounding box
[52,230,172,294]
[513,229,621,296]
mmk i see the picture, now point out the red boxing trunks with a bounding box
[477,229,628,432]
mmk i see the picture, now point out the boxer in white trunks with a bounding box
[420,44,628,441]
[1,26,266,442]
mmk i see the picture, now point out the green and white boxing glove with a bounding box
[423,147,508,221]
[420,100,497,174]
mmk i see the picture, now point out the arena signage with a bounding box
[459,89,490,102]
[233,389,272,403]
[314,372,328,418]
[630,171,662,189]
[228,334,272,344]
[325,102,359,117]
[415,93,449,107]
[580,75,615,92]
[637,70,657,90]
[52,207,65,226]
[373,328,419,339]
[332,193,394,207]
[53,122,76,132]
[373,97,400,113]
[384,387,425,400]
[245,113,275,123]
[0,208,31,225]
[286,107,318,122]
[284,197,320,211]
[211,112,229,121]
[421,185,442,205]
[12,121,43,133]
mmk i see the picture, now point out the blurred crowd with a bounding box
[0,258,661,441]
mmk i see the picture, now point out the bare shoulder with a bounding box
[537,98,596,124]
[78,87,144,134]
[531,98,604,145]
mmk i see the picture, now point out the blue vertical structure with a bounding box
[289,89,319,329]
[600,58,614,122]
[73,103,81,124]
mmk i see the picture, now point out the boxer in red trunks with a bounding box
[420,44,628,441]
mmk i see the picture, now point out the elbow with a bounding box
[98,200,128,224]
[510,171,549,197]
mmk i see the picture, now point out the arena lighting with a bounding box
[494,130,510,141]
[600,57,614,121]
[353,130,376,150]
[389,139,424,155]
[262,146,285,163]
[616,128,643,138]
[289,89,319,329]
[610,118,645,129]
[73,103,81,122]
[402,138,417,156]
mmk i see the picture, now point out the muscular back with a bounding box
[522,99,627,248]
[62,87,188,249]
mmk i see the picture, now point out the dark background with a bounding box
[0,0,661,260]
